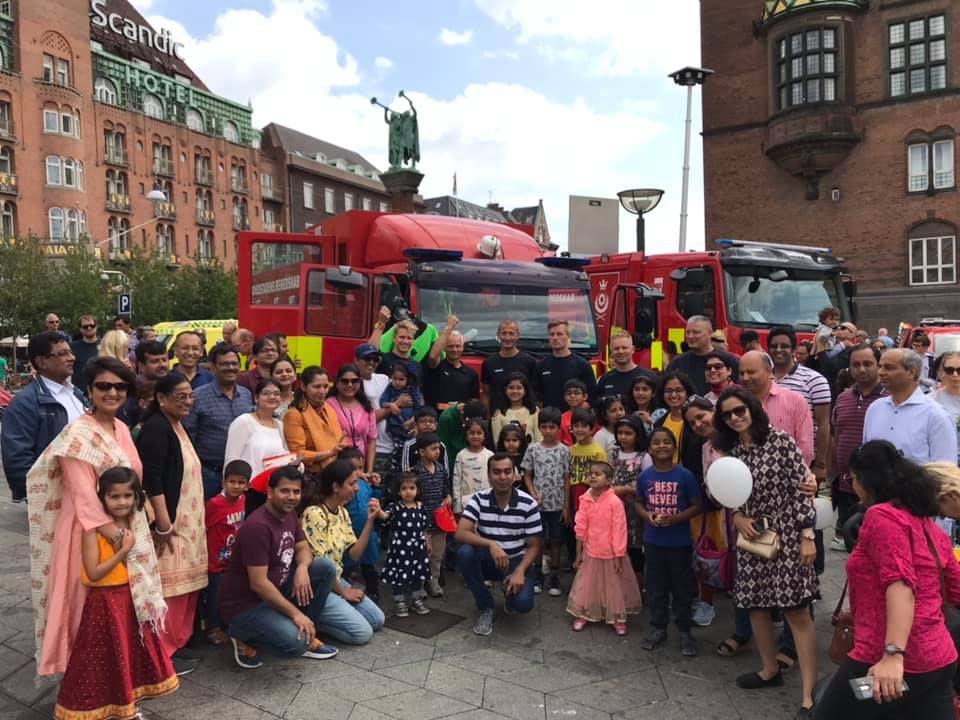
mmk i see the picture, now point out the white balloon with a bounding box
[813,497,834,530]
[705,457,753,509]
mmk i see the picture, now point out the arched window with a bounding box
[198,230,213,259]
[0,146,12,174]
[45,155,61,185]
[48,207,64,240]
[65,209,81,241]
[185,109,204,132]
[117,171,128,195]
[143,94,164,120]
[222,120,239,143]
[94,77,117,105]
[105,168,115,196]
[63,158,75,187]
[157,223,175,256]
[1,201,15,238]
[108,216,120,252]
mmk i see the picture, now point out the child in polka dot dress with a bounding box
[377,472,432,617]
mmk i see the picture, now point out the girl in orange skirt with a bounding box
[567,461,642,636]
[54,467,178,720]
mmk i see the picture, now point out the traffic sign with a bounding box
[117,293,132,316]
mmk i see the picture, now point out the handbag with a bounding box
[921,524,960,648]
[694,510,734,590]
[735,514,782,560]
[433,505,457,533]
[829,580,855,664]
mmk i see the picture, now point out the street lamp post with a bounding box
[617,188,664,253]
[669,66,713,253]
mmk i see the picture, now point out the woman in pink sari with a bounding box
[27,357,164,678]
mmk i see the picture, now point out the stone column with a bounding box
[380,169,424,214]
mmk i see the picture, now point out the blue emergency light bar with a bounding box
[535,256,591,270]
[402,248,464,261]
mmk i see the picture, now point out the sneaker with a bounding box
[640,628,668,651]
[533,579,543,594]
[473,608,494,636]
[394,600,410,618]
[692,600,716,627]
[830,536,846,552]
[302,637,339,660]
[10,494,26,504]
[172,656,200,676]
[411,598,431,615]
[230,638,262,670]
[680,632,699,657]
[426,579,444,597]
[547,575,563,597]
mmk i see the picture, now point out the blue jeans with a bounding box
[201,463,223,501]
[457,544,535,613]
[227,557,336,657]
[315,579,385,645]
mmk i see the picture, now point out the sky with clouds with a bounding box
[133,0,704,255]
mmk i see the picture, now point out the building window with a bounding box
[907,137,955,191]
[379,201,390,212]
[157,224,175,256]
[94,77,117,104]
[42,54,54,82]
[198,230,213,259]
[60,111,75,137]
[324,187,335,213]
[104,129,126,163]
[909,234,955,284]
[108,217,131,253]
[1,201,15,238]
[362,197,372,211]
[261,173,274,198]
[48,207,63,240]
[152,143,174,177]
[143,94,164,119]
[185,109,204,132]
[43,109,59,133]
[889,15,947,97]
[775,27,838,110]
[56,58,70,87]
[0,146,12,174]
[222,121,239,143]
[264,207,276,229]
[344,192,354,211]
[45,155,61,185]
[303,182,314,209]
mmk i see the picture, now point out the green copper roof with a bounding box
[761,0,867,25]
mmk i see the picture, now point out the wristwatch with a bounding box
[883,643,905,657]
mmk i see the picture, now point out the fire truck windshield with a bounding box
[722,267,848,329]
[416,283,598,354]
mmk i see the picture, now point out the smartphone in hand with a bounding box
[848,676,908,701]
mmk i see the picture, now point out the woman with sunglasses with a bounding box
[327,364,378,475]
[703,352,736,406]
[27,357,149,679]
[136,371,208,675]
[653,372,704,484]
[714,387,819,718]
[814,442,960,719]
[932,351,960,464]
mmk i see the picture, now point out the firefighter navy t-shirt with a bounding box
[637,465,701,548]
[481,352,537,412]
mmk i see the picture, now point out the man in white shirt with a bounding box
[1,332,87,502]
[864,348,956,463]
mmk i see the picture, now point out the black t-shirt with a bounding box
[593,366,657,405]
[423,360,480,407]
[379,351,422,381]
[532,353,597,411]
[70,338,100,395]
[481,352,538,413]
[666,350,740,395]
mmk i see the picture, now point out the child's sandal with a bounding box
[613,622,627,636]
[572,618,588,632]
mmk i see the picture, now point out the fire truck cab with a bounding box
[238,211,601,375]
[587,239,857,367]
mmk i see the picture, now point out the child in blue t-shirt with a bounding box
[635,427,703,657]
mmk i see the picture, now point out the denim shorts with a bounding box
[541,510,564,543]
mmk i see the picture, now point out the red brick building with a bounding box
[701,0,959,330]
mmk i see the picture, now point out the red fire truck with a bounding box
[237,211,601,375]
[586,239,857,368]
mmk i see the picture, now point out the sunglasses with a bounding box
[943,366,960,376]
[80,323,97,330]
[705,363,726,371]
[720,405,749,421]
[92,381,129,393]
[339,377,361,385]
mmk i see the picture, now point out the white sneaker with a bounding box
[691,600,715,627]
[830,536,847,552]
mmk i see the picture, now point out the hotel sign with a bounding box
[90,0,186,60]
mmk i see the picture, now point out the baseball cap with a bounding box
[354,343,382,360]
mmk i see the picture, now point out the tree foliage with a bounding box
[0,236,237,338]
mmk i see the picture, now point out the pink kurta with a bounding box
[39,416,142,677]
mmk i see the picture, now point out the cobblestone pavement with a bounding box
[0,491,845,720]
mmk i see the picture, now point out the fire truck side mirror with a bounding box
[324,267,365,289]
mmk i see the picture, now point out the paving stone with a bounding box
[0,692,45,720]
[552,669,666,714]
[284,684,356,720]
[657,670,733,709]
[424,660,485,706]
[325,672,419,703]
[444,711,515,720]
[275,657,377,684]
[442,648,543,676]
[493,662,597,694]
[544,695,612,720]
[0,661,58,707]
[1,631,36,658]
[231,671,303,713]
[375,659,432,687]
[482,676,546,720]
[0,645,30,683]
[347,706,397,720]
[360,688,474,720]
[613,699,726,720]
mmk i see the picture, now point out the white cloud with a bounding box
[148,0,681,252]
[439,28,474,46]
[474,0,700,77]
[374,56,393,70]
[130,0,156,11]
[481,49,520,60]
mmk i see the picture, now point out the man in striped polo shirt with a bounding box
[455,453,543,636]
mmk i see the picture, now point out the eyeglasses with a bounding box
[705,363,726,371]
[720,405,749,421]
[172,393,194,403]
[339,377,361,385]
[943,366,960,376]
[768,343,792,351]
[45,349,74,359]
[80,323,97,330]
[663,387,686,395]
[92,381,129,393]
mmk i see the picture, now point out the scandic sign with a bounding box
[90,0,185,61]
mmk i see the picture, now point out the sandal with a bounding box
[572,618,588,632]
[613,622,627,636]
[716,636,749,657]
[776,649,797,672]
[736,671,784,690]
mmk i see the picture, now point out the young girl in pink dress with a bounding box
[567,461,642,636]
